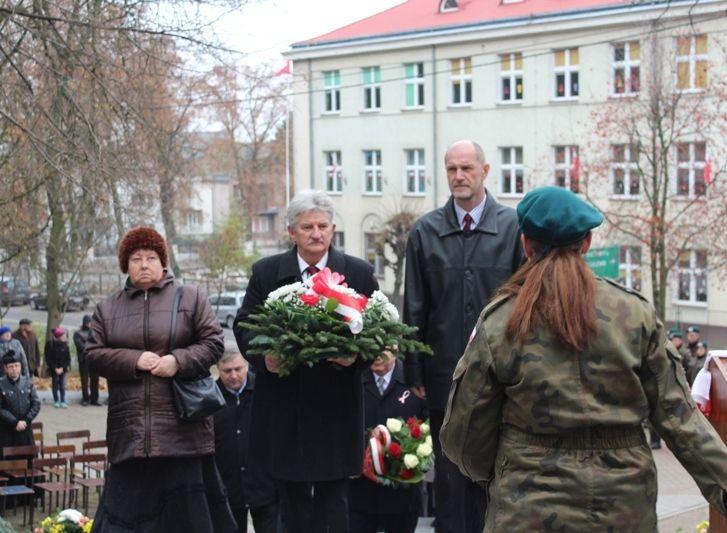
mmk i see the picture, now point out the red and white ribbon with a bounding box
[310,268,368,333]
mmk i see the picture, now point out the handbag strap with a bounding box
[168,285,184,354]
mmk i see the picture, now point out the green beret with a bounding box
[687,325,700,333]
[517,187,603,246]
[668,329,682,339]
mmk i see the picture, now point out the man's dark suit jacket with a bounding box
[234,246,379,482]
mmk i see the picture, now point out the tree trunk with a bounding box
[45,175,65,340]
[158,174,182,278]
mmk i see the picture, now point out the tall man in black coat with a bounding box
[213,352,278,533]
[404,140,524,533]
[234,190,379,533]
[349,353,427,533]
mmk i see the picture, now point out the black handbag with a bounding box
[168,285,225,421]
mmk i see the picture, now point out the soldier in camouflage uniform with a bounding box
[668,329,692,381]
[441,187,727,532]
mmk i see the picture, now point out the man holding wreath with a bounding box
[234,190,379,533]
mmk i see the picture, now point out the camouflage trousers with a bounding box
[484,425,657,532]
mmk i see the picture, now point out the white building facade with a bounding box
[285,0,727,343]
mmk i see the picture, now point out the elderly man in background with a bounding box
[234,190,378,533]
[214,352,278,533]
[403,140,523,533]
[0,326,29,378]
[13,319,40,377]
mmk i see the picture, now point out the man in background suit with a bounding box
[234,190,379,533]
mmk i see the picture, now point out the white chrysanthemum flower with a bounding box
[383,303,400,321]
[266,282,306,303]
[58,509,83,524]
[420,423,430,434]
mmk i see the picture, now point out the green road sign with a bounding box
[585,246,619,279]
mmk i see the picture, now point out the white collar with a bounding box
[297,252,328,276]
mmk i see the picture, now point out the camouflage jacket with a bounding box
[441,278,727,532]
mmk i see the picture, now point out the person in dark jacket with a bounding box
[234,190,379,533]
[86,226,235,533]
[0,326,29,378]
[349,353,427,533]
[45,327,71,408]
[0,350,40,455]
[403,140,524,533]
[73,315,99,406]
[13,319,40,377]
[214,352,278,533]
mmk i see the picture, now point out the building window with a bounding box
[676,142,706,197]
[500,147,524,196]
[333,231,345,250]
[612,41,640,95]
[500,53,523,102]
[676,34,708,91]
[324,151,342,193]
[554,48,579,99]
[678,249,707,303]
[323,71,341,113]
[185,209,203,230]
[611,144,640,197]
[364,232,385,279]
[363,150,382,194]
[450,58,472,105]
[618,246,642,291]
[362,67,381,111]
[554,146,580,193]
[404,149,426,195]
[404,63,425,108]
[252,215,272,234]
[440,0,458,11]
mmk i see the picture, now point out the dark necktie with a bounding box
[463,213,474,232]
[305,265,320,277]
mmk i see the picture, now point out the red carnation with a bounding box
[399,469,413,480]
[300,294,320,306]
[406,417,419,428]
[388,442,402,458]
[411,425,422,439]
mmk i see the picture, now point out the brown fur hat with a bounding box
[118,226,169,273]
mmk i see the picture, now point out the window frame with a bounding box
[553,48,579,100]
[553,145,580,193]
[675,142,707,198]
[403,63,425,109]
[500,146,524,197]
[676,34,708,93]
[362,66,382,112]
[362,149,383,195]
[363,232,385,279]
[450,57,472,106]
[324,151,343,194]
[403,148,426,196]
[499,53,523,103]
[611,41,641,96]
[676,249,708,305]
[610,143,640,199]
[618,245,642,291]
[323,70,341,114]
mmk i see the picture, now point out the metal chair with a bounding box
[32,457,80,515]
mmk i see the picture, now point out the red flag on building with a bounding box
[275,60,292,77]
[704,157,711,185]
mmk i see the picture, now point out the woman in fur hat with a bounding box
[86,226,236,532]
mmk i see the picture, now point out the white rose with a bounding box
[416,443,433,457]
[425,435,432,447]
[420,423,430,434]
[403,454,420,469]
[386,418,403,433]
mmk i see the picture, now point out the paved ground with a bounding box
[5,394,706,532]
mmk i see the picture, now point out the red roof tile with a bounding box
[296,0,632,47]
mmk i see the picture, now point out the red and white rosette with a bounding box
[362,424,392,482]
[310,268,368,333]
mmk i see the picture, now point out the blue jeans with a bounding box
[52,371,66,402]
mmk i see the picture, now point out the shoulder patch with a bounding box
[600,277,649,303]
[482,293,513,319]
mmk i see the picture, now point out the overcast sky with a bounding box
[209,0,403,67]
